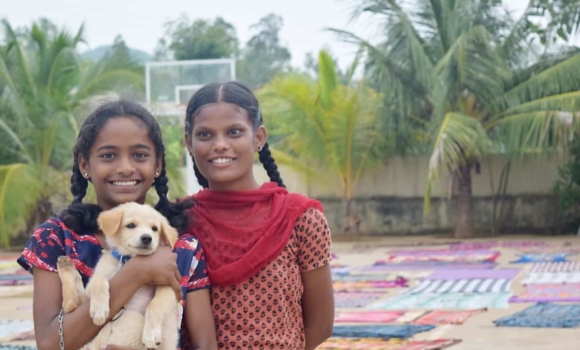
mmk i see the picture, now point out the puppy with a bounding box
[57,202,179,350]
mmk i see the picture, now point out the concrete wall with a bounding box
[251,154,574,235]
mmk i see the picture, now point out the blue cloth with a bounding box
[510,253,570,264]
[494,302,580,328]
[332,324,435,339]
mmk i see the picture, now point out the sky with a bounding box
[1,0,533,70]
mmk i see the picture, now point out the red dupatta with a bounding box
[186,182,322,286]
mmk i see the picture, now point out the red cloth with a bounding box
[186,182,323,286]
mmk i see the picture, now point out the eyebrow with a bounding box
[96,144,152,152]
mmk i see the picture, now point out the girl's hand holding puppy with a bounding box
[127,246,183,301]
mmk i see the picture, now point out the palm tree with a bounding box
[332,0,580,238]
[0,19,144,247]
[257,50,384,234]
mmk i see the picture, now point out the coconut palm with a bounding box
[257,50,384,234]
[332,0,580,238]
[0,19,144,247]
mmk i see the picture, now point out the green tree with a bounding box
[155,15,239,60]
[238,14,292,89]
[332,0,580,238]
[0,19,144,247]
[257,50,384,234]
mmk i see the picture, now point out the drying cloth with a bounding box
[334,311,405,323]
[335,292,386,309]
[510,283,580,302]
[494,302,580,328]
[412,310,484,325]
[530,261,580,273]
[368,292,512,310]
[427,268,520,280]
[332,324,435,339]
[318,338,461,350]
[521,271,580,284]
[409,278,512,294]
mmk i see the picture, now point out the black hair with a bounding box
[59,100,193,234]
[184,81,285,188]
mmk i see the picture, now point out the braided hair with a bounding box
[185,81,285,188]
[59,100,193,234]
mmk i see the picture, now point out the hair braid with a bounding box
[258,143,285,188]
[70,160,88,204]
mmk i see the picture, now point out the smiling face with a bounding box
[186,102,266,191]
[79,116,161,211]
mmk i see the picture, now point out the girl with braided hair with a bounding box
[17,100,217,350]
[183,82,335,349]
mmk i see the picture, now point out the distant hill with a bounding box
[81,45,153,64]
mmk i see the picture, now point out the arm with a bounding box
[302,264,334,350]
[34,247,182,350]
[185,289,218,350]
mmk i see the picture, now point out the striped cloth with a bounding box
[530,261,580,273]
[409,278,512,294]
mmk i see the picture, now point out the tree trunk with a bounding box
[455,163,476,238]
[343,198,361,235]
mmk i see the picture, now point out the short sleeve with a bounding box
[17,219,66,273]
[295,207,332,272]
[175,235,211,293]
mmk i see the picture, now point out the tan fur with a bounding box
[57,202,179,350]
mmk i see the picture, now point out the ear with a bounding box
[97,207,124,236]
[78,154,90,179]
[160,219,178,249]
[255,126,267,151]
[185,132,193,156]
[155,156,162,178]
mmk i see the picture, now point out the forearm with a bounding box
[37,266,144,350]
[304,324,333,350]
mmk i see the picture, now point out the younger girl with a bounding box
[17,100,217,350]
[184,82,335,350]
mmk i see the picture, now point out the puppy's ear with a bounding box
[160,219,178,249]
[97,207,124,236]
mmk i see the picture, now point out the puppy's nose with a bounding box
[140,234,152,245]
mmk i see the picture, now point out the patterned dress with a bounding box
[211,208,332,349]
[17,217,210,349]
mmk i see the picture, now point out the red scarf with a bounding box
[186,182,323,286]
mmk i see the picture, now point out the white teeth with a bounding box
[212,158,233,164]
[113,181,137,186]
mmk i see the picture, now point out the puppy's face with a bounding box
[97,202,178,257]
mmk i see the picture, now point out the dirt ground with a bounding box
[1,234,579,349]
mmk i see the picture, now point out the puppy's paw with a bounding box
[57,256,74,269]
[62,298,80,314]
[89,302,109,326]
[142,325,162,350]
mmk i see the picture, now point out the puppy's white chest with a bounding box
[124,285,156,315]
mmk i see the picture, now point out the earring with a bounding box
[155,171,159,177]
[83,172,89,178]
[257,145,262,151]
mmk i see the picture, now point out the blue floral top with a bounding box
[17,217,210,349]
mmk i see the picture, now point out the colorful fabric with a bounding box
[521,271,580,284]
[384,251,500,263]
[15,218,209,349]
[334,277,408,291]
[368,292,512,310]
[361,262,496,272]
[0,320,33,341]
[510,283,580,302]
[209,209,332,349]
[334,311,404,323]
[530,261,580,273]
[428,268,520,280]
[335,292,386,309]
[186,182,323,286]
[318,338,460,350]
[412,310,484,325]
[510,253,571,264]
[494,302,580,328]
[409,278,512,294]
[449,241,547,251]
[332,324,435,339]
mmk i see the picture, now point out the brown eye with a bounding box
[152,226,158,232]
[126,223,136,229]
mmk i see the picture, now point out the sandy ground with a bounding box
[1,234,580,349]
